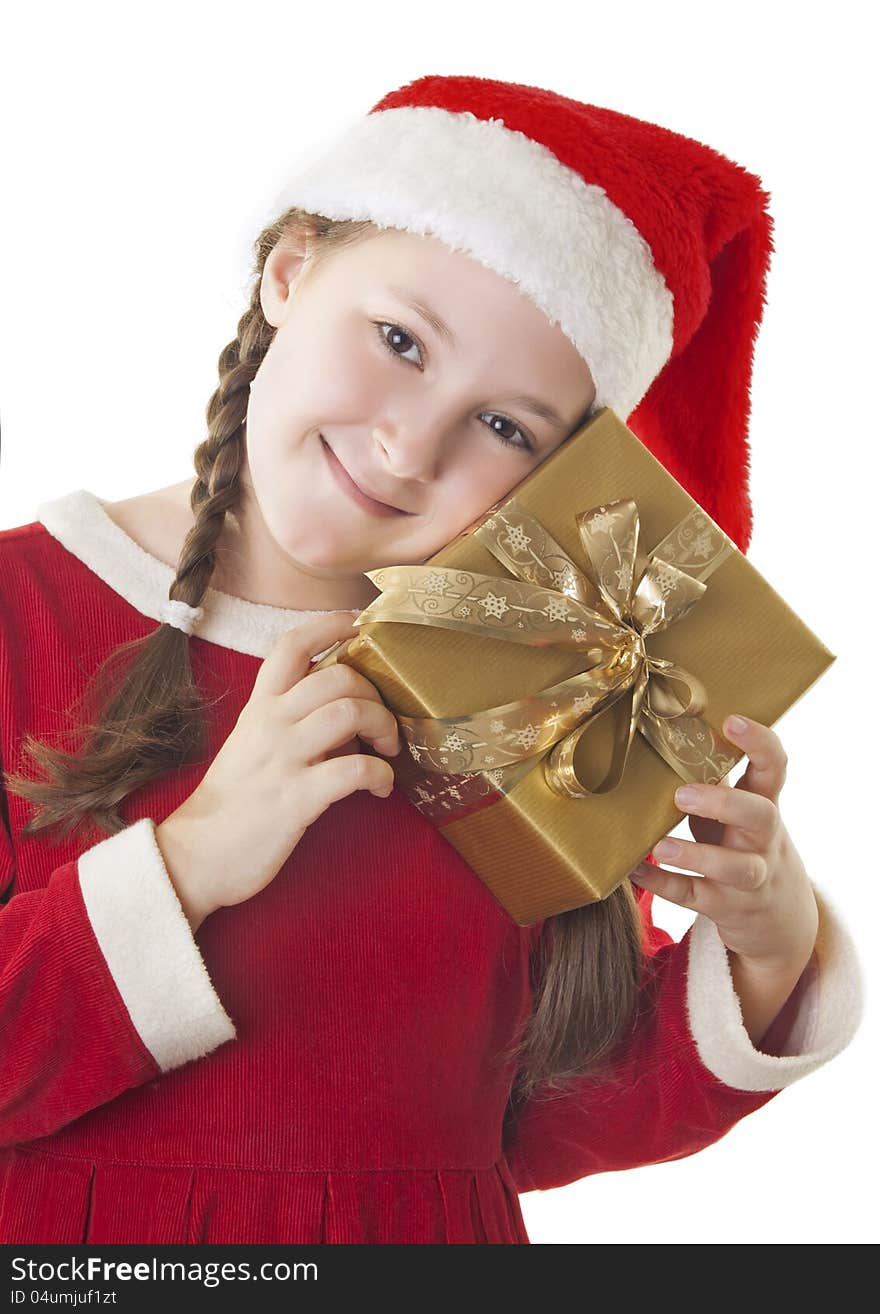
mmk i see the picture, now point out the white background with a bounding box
[1,0,876,1244]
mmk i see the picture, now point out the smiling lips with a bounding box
[321,436,410,517]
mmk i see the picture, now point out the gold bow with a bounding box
[323,499,741,801]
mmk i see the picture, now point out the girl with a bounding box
[0,74,864,1245]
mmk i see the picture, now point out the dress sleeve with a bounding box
[502,878,865,1194]
[0,809,236,1150]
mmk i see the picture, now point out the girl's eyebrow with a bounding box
[387,283,567,429]
[503,394,567,428]
[388,284,458,348]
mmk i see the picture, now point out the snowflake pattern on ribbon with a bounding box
[352,496,742,822]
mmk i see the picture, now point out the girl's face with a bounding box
[241,226,596,610]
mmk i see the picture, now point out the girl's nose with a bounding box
[371,424,442,484]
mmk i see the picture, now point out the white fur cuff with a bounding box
[686,881,864,1092]
[78,816,237,1071]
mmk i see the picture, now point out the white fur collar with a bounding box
[36,489,334,658]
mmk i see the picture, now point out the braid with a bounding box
[165,315,265,622]
[4,208,644,1108]
[5,209,374,848]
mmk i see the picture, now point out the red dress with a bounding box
[0,490,864,1244]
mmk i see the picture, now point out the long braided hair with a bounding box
[4,208,644,1106]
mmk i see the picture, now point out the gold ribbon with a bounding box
[317,498,741,803]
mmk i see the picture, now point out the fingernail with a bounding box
[726,715,748,735]
[675,786,700,807]
[653,839,681,861]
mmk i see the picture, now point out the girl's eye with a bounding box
[373,320,536,454]
[376,320,424,368]
[478,413,534,454]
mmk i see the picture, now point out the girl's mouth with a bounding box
[321,435,410,518]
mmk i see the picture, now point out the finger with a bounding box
[300,697,403,765]
[287,663,400,747]
[629,861,711,915]
[721,714,788,806]
[251,612,359,699]
[685,769,736,847]
[674,780,778,851]
[309,752,396,804]
[651,836,769,892]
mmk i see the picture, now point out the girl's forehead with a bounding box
[324,226,488,281]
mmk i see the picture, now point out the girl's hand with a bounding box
[155,610,402,930]
[630,714,819,976]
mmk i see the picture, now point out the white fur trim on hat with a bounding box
[273,105,674,419]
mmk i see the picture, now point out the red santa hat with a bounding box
[274,74,775,554]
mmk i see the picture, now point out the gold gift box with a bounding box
[313,408,835,926]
